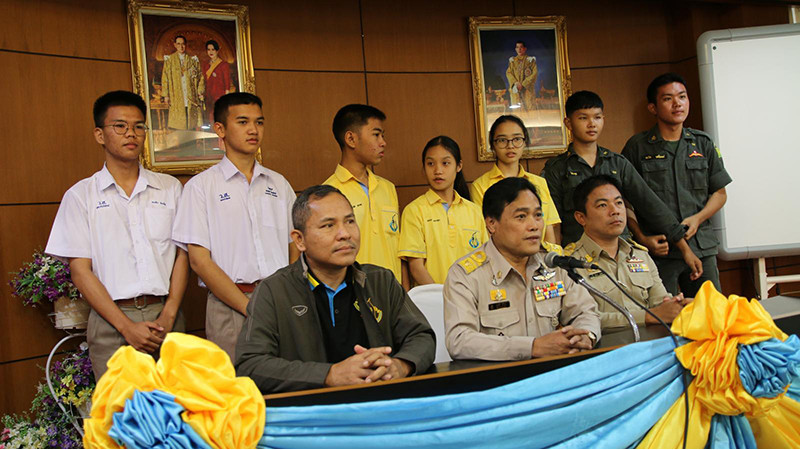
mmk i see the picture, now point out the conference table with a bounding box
[263,295,800,407]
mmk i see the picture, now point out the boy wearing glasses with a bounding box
[469,115,561,248]
[172,92,297,360]
[46,90,187,379]
[542,90,702,287]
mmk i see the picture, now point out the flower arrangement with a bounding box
[0,344,94,449]
[9,251,79,307]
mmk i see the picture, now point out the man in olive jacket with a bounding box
[235,185,435,394]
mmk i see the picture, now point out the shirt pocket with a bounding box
[460,228,482,251]
[685,158,709,191]
[144,207,174,241]
[260,195,288,235]
[380,209,400,235]
[479,310,520,335]
[641,158,670,192]
[628,272,656,304]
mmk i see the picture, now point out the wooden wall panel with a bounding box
[570,63,671,152]
[249,0,363,71]
[396,185,430,212]
[255,70,367,191]
[517,0,672,68]
[0,204,66,363]
[0,357,69,415]
[0,0,128,60]
[361,0,513,72]
[0,53,131,204]
[366,72,494,186]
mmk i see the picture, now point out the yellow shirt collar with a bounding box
[424,189,463,205]
[488,164,527,181]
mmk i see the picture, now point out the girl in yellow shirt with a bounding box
[469,115,561,245]
[399,136,488,286]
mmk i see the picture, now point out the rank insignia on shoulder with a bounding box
[626,238,648,251]
[471,250,487,264]
[458,250,487,273]
[627,262,649,273]
[689,150,703,158]
[716,147,722,158]
[490,289,507,301]
[542,241,563,255]
[563,242,577,256]
[534,281,566,302]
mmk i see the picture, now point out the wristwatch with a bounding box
[587,331,597,347]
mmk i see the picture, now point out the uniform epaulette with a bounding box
[625,237,648,252]
[562,242,577,256]
[684,127,712,140]
[456,250,487,274]
[542,241,563,255]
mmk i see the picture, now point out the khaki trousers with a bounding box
[205,291,251,362]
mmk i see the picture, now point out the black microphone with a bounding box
[543,251,599,270]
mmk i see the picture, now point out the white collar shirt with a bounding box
[45,164,182,300]
[172,156,296,285]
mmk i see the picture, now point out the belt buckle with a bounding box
[133,296,147,310]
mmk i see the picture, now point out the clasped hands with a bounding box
[325,345,411,387]
[532,325,594,357]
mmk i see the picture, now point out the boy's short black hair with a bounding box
[331,104,386,149]
[482,177,541,221]
[647,72,687,104]
[565,90,604,117]
[214,92,262,124]
[93,90,147,127]
[572,175,623,214]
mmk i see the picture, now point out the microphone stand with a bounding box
[565,267,640,342]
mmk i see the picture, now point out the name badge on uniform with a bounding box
[534,281,565,302]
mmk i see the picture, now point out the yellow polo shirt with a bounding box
[398,189,489,284]
[324,165,401,280]
[469,164,561,242]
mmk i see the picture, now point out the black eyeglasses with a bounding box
[102,122,148,136]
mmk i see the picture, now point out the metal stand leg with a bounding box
[46,332,88,438]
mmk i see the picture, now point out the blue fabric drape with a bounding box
[738,335,800,398]
[108,389,211,449]
[260,337,685,449]
[707,414,756,449]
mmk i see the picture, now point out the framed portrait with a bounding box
[468,16,572,161]
[127,0,257,174]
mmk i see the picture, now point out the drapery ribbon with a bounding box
[84,333,265,449]
[638,281,800,448]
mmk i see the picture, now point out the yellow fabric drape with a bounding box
[83,333,265,449]
[638,281,797,448]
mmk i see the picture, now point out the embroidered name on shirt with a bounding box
[264,186,278,198]
[218,193,231,202]
[426,218,441,223]
[96,200,110,209]
[150,200,167,207]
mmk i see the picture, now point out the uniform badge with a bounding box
[550,317,560,328]
[533,281,566,302]
[468,231,479,249]
[626,256,644,264]
[389,213,398,232]
[655,154,666,159]
[627,262,650,273]
[490,289,507,301]
[365,297,383,323]
[689,150,703,158]
[533,268,556,281]
[291,305,308,317]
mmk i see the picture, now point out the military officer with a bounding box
[565,175,688,331]
[444,177,601,361]
[622,73,732,297]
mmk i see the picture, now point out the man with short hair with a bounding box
[236,185,435,393]
[161,35,204,129]
[506,40,538,111]
[173,92,298,360]
[622,73,732,297]
[324,104,401,281]
[444,177,601,361]
[46,90,187,379]
[565,175,689,330]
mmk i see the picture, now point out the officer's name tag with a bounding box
[534,281,565,302]
[489,301,511,311]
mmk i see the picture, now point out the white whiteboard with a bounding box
[697,24,800,260]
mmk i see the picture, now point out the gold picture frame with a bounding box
[127,0,257,174]
[468,16,572,161]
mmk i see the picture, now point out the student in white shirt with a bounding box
[172,92,298,359]
[46,91,188,379]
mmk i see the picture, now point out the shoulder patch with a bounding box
[563,242,577,256]
[542,241,563,255]
[457,250,487,274]
[625,237,648,251]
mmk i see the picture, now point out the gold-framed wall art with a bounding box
[127,0,257,174]
[468,16,572,161]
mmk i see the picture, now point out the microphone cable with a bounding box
[594,267,691,450]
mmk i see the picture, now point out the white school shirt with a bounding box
[45,165,182,300]
[172,156,295,285]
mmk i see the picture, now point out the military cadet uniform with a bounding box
[443,238,601,361]
[565,233,670,330]
[622,126,732,297]
[541,144,687,247]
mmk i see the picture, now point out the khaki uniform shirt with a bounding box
[565,233,670,330]
[444,238,601,361]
